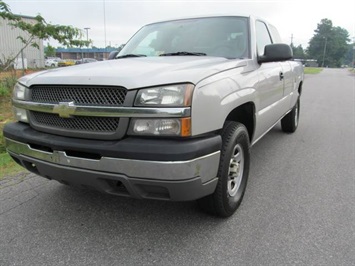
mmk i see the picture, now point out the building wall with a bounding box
[0,16,44,69]
[56,48,117,61]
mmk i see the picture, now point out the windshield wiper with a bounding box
[116,54,147,59]
[159,51,206,56]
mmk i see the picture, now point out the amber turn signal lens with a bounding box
[181,117,191,137]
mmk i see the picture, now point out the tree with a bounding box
[307,18,350,67]
[44,43,57,58]
[343,43,355,67]
[291,43,306,59]
[0,1,90,70]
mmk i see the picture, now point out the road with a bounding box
[1,68,354,266]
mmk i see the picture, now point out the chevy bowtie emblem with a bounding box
[53,101,76,118]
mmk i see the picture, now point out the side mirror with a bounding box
[258,43,293,63]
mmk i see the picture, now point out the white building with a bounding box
[0,15,44,69]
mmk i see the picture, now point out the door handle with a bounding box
[279,72,284,80]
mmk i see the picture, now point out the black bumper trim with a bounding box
[4,122,221,161]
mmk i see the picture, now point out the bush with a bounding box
[0,74,17,153]
[0,82,10,97]
[0,139,6,153]
[0,75,17,97]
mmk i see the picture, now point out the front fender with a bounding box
[191,72,257,136]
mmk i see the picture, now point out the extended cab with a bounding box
[4,16,303,217]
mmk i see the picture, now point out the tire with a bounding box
[281,98,300,133]
[198,121,250,217]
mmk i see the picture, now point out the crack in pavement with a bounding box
[0,173,45,216]
[0,190,39,216]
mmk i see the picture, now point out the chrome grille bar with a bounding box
[13,99,191,118]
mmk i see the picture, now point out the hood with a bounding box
[20,57,247,89]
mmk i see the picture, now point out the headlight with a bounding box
[12,83,28,122]
[13,82,27,100]
[134,84,194,107]
[129,118,191,137]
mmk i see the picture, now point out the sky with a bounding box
[5,0,355,49]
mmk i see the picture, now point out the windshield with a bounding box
[119,17,249,59]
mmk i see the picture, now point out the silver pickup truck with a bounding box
[4,15,303,217]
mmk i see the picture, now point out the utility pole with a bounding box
[103,0,107,59]
[321,37,328,67]
[290,34,294,46]
[84,27,90,46]
[83,27,90,60]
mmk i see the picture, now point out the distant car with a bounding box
[75,58,98,64]
[45,58,60,67]
[58,59,76,67]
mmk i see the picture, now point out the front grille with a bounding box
[30,85,127,106]
[27,85,127,138]
[31,111,120,132]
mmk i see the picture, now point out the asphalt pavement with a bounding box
[1,68,354,266]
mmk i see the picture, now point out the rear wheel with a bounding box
[281,98,300,133]
[198,121,250,217]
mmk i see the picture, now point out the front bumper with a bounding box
[4,122,221,201]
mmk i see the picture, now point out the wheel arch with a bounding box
[225,102,255,142]
[298,81,303,96]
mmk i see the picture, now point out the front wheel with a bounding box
[281,98,300,133]
[198,121,250,217]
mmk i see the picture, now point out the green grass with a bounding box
[0,73,23,179]
[304,67,323,74]
[0,152,24,180]
[1,74,17,151]
[0,95,13,154]
[0,76,16,97]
